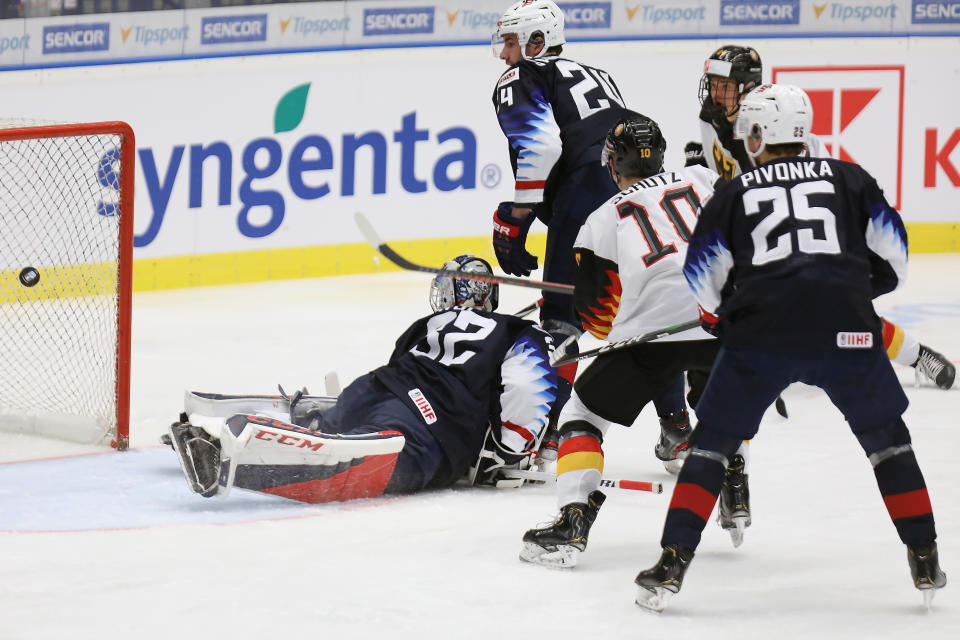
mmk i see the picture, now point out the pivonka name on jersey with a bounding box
[741,159,834,187]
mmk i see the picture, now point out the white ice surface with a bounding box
[1,256,959,639]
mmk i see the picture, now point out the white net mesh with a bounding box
[0,125,128,446]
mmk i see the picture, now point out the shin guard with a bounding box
[858,419,937,545]
[661,429,742,550]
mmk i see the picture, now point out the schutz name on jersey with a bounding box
[613,172,684,202]
[740,159,834,187]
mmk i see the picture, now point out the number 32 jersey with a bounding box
[372,308,557,478]
[683,157,909,351]
[574,165,719,343]
[493,56,629,204]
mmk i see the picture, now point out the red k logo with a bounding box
[773,66,904,208]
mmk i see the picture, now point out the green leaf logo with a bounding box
[274,83,311,134]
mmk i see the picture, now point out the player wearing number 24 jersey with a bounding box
[491,0,630,337]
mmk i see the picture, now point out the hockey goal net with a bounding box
[0,120,134,450]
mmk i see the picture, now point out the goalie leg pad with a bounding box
[169,421,223,498]
[221,414,405,504]
[184,390,337,422]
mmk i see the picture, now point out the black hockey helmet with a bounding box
[601,115,666,179]
[699,45,763,118]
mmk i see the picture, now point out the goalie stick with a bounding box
[513,298,543,319]
[499,468,663,493]
[355,212,574,295]
[550,319,701,367]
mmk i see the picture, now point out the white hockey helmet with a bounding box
[733,83,813,158]
[493,0,565,59]
[429,255,500,313]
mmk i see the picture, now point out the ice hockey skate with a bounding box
[634,544,695,613]
[907,542,947,609]
[168,420,222,498]
[914,345,956,390]
[718,454,750,547]
[655,410,691,474]
[520,490,605,568]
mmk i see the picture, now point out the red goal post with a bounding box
[0,121,134,450]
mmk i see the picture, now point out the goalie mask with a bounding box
[492,0,565,59]
[429,255,500,313]
[699,45,762,120]
[733,84,812,159]
[601,115,666,180]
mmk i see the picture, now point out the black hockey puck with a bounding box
[18,266,39,287]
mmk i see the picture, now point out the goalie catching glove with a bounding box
[493,202,539,277]
[466,425,537,488]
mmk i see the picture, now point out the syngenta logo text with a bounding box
[558,2,612,28]
[913,1,960,23]
[625,4,707,24]
[201,15,267,45]
[813,2,898,21]
[363,7,434,36]
[43,23,109,54]
[133,84,478,247]
[720,0,799,25]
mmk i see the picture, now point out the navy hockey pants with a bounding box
[661,345,937,550]
[541,160,618,329]
[315,373,445,494]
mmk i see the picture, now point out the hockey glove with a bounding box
[684,141,707,168]
[493,202,539,277]
[698,305,722,337]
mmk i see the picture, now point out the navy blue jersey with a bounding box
[493,56,629,205]
[372,307,556,482]
[683,157,908,351]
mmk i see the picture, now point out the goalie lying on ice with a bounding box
[168,254,558,504]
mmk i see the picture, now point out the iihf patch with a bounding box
[836,332,874,349]
[407,388,437,424]
[497,67,519,88]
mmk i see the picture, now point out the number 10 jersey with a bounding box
[573,165,719,343]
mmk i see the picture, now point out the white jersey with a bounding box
[573,165,718,343]
[701,113,829,180]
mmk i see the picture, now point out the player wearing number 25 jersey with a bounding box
[685,151,905,351]
[636,85,942,612]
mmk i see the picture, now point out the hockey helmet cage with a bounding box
[429,255,500,313]
[699,45,763,117]
[493,0,565,58]
[601,115,667,179]
[733,84,813,158]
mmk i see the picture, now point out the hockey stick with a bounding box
[550,319,701,367]
[355,212,575,295]
[775,396,788,418]
[499,468,663,494]
[513,298,543,319]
